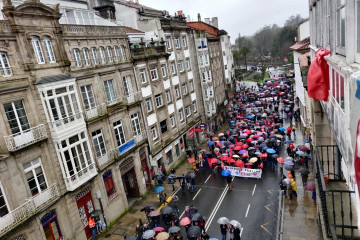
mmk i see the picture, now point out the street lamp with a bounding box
[96,191,108,232]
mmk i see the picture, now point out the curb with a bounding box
[276,190,285,240]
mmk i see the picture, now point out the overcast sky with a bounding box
[139,0,309,43]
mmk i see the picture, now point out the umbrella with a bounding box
[188,158,195,163]
[208,141,214,146]
[218,133,224,137]
[153,175,162,181]
[154,186,164,193]
[249,157,258,163]
[285,161,294,166]
[180,217,192,226]
[234,160,244,168]
[214,148,220,152]
[255,151,261,155]
[242,144,249,149]
[143,230,155,239]
[217,217,230,224]
[232,154,240,158]
[266,148,276,154]
[186,173,196,179]
[298,168,310,174]
[277,157,284,163]
[306,182,316,192]
[169,174,176,179]
[279,127,285,132]
[148,210,160,217]
[141,206,155,212]
[271,154,280,159]
[220,155,229,161]
[224,141,231,146]
[191,212,202,221]
[153,227,165,232]
[229,220,241,228]
[286,156,294,161]
[239,150,247,154]
[246,115,254,119]
[296,150,304,155]
[284,165,293,171]
[168,226,181,233]
[285,140,294,144]
[300,152,308,157]
[126,236,137,240]
[161,206,173,215]
[282,178,291,185]
[248,147,255,151]
[205,151,212,155]
[233,146,242,151]
[245,162,253,166]
[298,145,308,152]
[187,226,201,238]
[90,210,102,217]
[156,232,169,240]
[221,169,231,177]
[212,137,219,141]
[304,139,311,143]
[227,158,235,164]
[238,135,246,139]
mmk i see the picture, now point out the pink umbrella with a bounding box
[153,227,165,232]
[180,217,192,226]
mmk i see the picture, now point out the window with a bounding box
[182,36,187,48]
[91,48,99,65]
[92,129,106,158]
[178,61,184,72]
[160,119,168,134]
[23,158,47,196]
[150,66,158,80]
[0,182,9,217]
[114,46,120,61]
[200,39,207,49]
[186,59,191,70]
[0,52,12,77]
[193,101,197,112]
[155,94,163,107]
[175,86,180,98]
[120,46,126,60]
[145,98,152,112]
[209,86,214,97]
[189,80,194,92]
[204,89,208,99]
[336,0,346,50]
[161,64,167,77]
[103,170,116,200]
[151,125,158,140]
[106,46,113,62]
[185,106,191,117]
[99,47,106,64]
[73,48,82,67]
[331,69,345,111]
[59,132,93,178]
[175,143,180,157]
[4,100,30,134]
[182,83,188,95]
[174,37,180,48]
[123,76,133,96]
[199,55,204,66]
[113,120,126,146]
[104,80,117,104]
[31,36,45,64]
[207,104,210,113]
[82,48,91,66]
[41,210,63,240]
[225,64,227,70]
[80,85,96,111]
[165,90,172,103]
[207,70,212,81]
[139,69,147,84]
[211,101,215,111]
[43,36,56,63]
[223,51,226,56]
[170,115,175,128]
[170,62,176,75]
[131,113,141,136]
[178,109,184,121]
[202,72,207,83]
[166,36,172,49]
[205,54,209,65]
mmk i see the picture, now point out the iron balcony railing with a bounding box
[3,124,48,152]
[315,145,359,239]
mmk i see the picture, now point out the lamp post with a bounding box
[96,191,108,231]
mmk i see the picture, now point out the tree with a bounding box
[239,46,251,71]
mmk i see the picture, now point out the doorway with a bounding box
[120,158,140,198]
[75,188,95,239]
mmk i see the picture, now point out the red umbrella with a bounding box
[188,158,195,163]
[234,160,244,168]
[246,138,254,143]
[298,145,307,152]
[245,130,252,135]
[279,92,285,95]
[212,137,219,141]
[208,158,218,164]
[233,146,242,151]
[220,155,229,161]
[245,162,253,165]
[235,142,243,146]
[253,134,260,139]
[180,217,192,226]
[242,144,249,149]
[305,182,316,192]
[277,157,284,163]
[227,158,235,164]
[258,153,268,158]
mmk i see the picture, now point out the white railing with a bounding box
[107,96,126,106]
[49,112,84,132]
[0,184,59,237]
[0,67,12,77]
[3,124,48,152]
[85,104,107,120]
[126,92,143,105]
[64,163,97,191]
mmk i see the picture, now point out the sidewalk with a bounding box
[280,121,321,240]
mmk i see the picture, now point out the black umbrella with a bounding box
[186,173,196,179]
[161,206,173,215]
[187,226,201,238]
[271,154,280,159]
[298,168,310,175]
[191,212,202,221]
[215,160,222,165]
[168,174,176,179]
[90,210,102,217]
[284,165,294,171]
[126,236,137,240]
[152,175,162,181]
[224,141,231,146]
[238,135,246,139]
[205,152,212,155]
[168,226,181,233]
[141,206,155,212]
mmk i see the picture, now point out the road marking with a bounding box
[245,204,250,218]
[179,211,185,219]
[205,184,229,231]
[172,187,181,196]
[192,188,202,200]
[240,227,243,237]
[204,174,211,183]
[252,184,256,196]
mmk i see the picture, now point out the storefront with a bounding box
[140,148,151,189]
[75,187,95,239]
[120,158,140,198]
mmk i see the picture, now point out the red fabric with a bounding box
[307,49,331,101]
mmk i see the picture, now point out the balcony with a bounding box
[315,145,359,239]
[3,124,48,152]
[134,131,147,144]
[131,44,169,61]
[0,184,59,238]
[0,66,12,77]
[107,96,127,106]
[84,104,107,121]
[126,92,143,105]
[64,163,97,192]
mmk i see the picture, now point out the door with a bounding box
[76,192,95,239]
[122,169,140,198]
[140,152,151,189]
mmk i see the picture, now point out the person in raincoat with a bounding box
[301,173,308,188]
[291,178,297,197]
[287,180,293,200]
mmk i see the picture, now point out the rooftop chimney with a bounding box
[211,17,218,28]
[204,18,210,24]
[197,13,201,22]
[177,10,183,17]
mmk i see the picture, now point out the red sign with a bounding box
[194,128,202,132]
[355,119,360,196]
[189,128,194,137]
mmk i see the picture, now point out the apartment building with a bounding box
[308,0,360,238]
[219,30,235,92]
[0,1,150,239]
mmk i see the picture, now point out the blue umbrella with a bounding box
[230,120,235,124]
[304,139,311,143]
[255,151,262,155]
[246,115,254,119]
[266,149,276,154]
[296,150,304,155]
[208,141,214,146]
[279,127,286,132]
[285,140,294,144]
[154,186,164,193]
[284,161,294,166]
[221,170,231,177]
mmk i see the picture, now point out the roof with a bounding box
[36,74,74,85]
[299,52,311,68]
[187,21,218,37]
[114,0,158,11]
[289,37,310,51]
[124,26,144,34]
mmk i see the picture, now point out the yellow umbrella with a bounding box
[249,157,258,163]
[156,232,169,240]
[232,155,240,158]
[218,133,224,137]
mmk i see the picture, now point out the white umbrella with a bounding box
[229,220,241,229]
[143,230,155,239]
[285,156,293,162]
[217,217,230,224]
